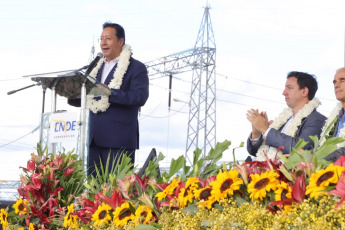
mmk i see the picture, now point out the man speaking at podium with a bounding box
[70,22,149,177]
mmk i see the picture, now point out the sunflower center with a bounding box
[184,189,189,197]
[316,171,334,186]
[281,189,288,200]
[200,188,212,200]
[254,178,269,190]
[140,211,147,218]
[220,179,234,192]
[119,208,131,220]
[98,210,107,219]
[18,203,24,211]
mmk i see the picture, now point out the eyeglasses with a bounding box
[98,36,113,42]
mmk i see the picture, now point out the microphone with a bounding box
[85,52,103,75]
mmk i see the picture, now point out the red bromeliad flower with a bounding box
[335,156,345,167]
[95,188,126,210]
[330,170,345,209]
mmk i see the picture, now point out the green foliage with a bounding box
[143,152,165,179]
[279,135,345,171]
[84,151,135,197]
[157,140,231,183]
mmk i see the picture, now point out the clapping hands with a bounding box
[246,108,273,138]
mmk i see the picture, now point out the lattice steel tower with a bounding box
[146,5,216,164]
[186,5,216,162]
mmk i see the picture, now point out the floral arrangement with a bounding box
[2,137,345,229]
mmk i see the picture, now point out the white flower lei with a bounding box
[86,44,132,113]
[319,102,345,148]
[256,98,321,161]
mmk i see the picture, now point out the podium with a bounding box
[23,69,112,172]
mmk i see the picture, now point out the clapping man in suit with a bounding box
[246,71,326,161]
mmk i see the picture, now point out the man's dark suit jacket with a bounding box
[69,57,149,150]
[324,118,345,162]
[247,109,326,157]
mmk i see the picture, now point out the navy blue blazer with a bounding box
[69,57,149,150]
[247,109,326,156]
[90,57,149,149]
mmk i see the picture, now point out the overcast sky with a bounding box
[0,0,344,180]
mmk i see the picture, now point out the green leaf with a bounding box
[314,137,345,159]
[192,148,202,165]
[235,194,247,206]
[168,155,185,178]
[134,225,159,230]
[182,204,198,214]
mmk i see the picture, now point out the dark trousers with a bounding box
[88,141,135,177]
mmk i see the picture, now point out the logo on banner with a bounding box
[49,113,79,143]
[53,120,77,135]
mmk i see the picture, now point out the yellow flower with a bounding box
[29,223,34,230]
[155,190,167,201]
[18,228,24,230]
[165,178,181,195]
[113,202,135,227]
[13,198,28,216]
[178,188,194,208]
[134,205,154,226]
[194,186,215,209]
[64,204,78,228]
[155,178,181,201]
[209,169,243,201]
[185,177,199,191]
[274,181,292,211]
[91,202,112,226]
[247,170,279,201]
[0,209,8,230]
[274,181,292,201]
[306,164,345,198]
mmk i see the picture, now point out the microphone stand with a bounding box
[7,81,42,95]
[7,81,47,155]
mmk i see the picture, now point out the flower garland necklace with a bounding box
[256,98,321,161]
[319,102,345,148]
[86,44,132,113]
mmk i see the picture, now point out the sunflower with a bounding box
[155,178,181,201]
[306,164,345,198]
[274,181,292,211]
[274,181,292,201]
[178,188,194,208]
[185,177,199,191]
[194,186,215,209]
[209,169,243,201]
[0,209,8,230]
[134,205,154,226]
[113,202,135,227]
[91,202,112,226]
[29,223,34,230]
[165,178,181,195]
[247,170,279,201]
[64,204,78,228]
[155,190,167,201]
[13,198,28,216]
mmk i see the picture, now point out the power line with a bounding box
[0,126,39,148]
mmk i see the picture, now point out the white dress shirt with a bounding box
[101,57,119,83]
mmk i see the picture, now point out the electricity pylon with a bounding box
[146,5,216,164]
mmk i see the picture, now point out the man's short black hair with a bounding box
[103,22,125,44]
[287,71,318,100]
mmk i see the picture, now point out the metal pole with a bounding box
[80,82,87,173]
